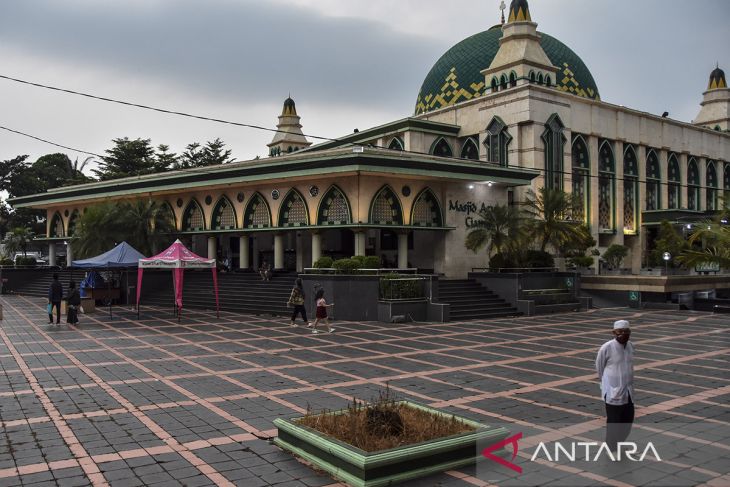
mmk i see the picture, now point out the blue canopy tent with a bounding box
[72,242,146,318]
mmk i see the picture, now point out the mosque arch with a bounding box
[211,195,237,230]
[278,189,309,227]
[598,140,615,231]
[538,72,544,84]
[368,185,403,225]
[182,199,205,231]
[545,75,552,87]
[687,157,700,210]
[509,71,517,88]
[317,185,352,225]
[645,149,661,210]
[485,116,512,166]
[243,192,272,228]
[430,137,453,157]
[706,160,718,211]
[542,113,566,190]
[724,162,730,192]
[388,136,404,151]
[491,77,499,92]
[159,201,177,230]
[500,74,508,90]
[460,137,479,160]
[49,211,65,238]
[623,144,639,233]
[410,188,443,227]
[571,134,590,224]
[667,153,681,209]
[528,70,536,83]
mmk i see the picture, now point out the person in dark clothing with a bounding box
[48,273,63,325]
[287,278,308,327]
[65,281,81,325]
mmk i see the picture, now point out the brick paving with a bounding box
[0,295,728,487]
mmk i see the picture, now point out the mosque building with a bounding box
[11,0,730,277]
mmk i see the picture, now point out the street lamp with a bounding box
[662,252,671,275]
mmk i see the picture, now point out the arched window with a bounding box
[623,145,639,233]
[538,72,544,84]
[388,137,404,151]
[571,135,590,224]
[211,196,236,230]
[542,114,566,190]
[369,185,403,225]
[49,212,64,238]
[645,149,661,211]
[500,74,508,90]
[160,202,177,230]
[707,160,718,211]
[484,116,512,166]
[460,137,479,160]
[430,137,453,157]
[528,71,536,83]
[687,157,700,210]
[182,200,205,231]
[509,71,517,88]
[724,162,730,193]
[667,153,681,209]
[598,140,615,231]
[545,75,552,87]
[278,189,309,227]
[317,185,352,225]
[67,209,80,237]
[410,188,443,227]
[491,77,499,92]
[243,192,271,228]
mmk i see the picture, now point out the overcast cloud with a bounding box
[0,0,728,172]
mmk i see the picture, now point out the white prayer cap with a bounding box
[613,320,630,330]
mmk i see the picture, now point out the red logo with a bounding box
[482,432,523,474]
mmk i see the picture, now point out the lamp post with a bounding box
[662,252,671,275]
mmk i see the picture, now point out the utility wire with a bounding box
[0,125,104,158]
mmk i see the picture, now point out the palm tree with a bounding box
[2,227,35,258]
[465,204,525,257]
[522,187,588,254]
[122,199,177,256]
[677,195,730,269]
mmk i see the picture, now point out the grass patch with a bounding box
[296,387,475,452]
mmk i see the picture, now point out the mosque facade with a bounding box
[11,0,730,277]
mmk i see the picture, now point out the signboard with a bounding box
[695,261,720,273]
[629,291,639,302]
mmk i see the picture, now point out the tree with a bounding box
[649,220,688,267]
[522,187,588,254]
[174,138,234,169]
[72,199,177,258]
[465,204,525,257]
[155,145,178,171]
[94,138,168,180]
[2,227,35,258]
[677,197,730,269]
[602,244,629,269]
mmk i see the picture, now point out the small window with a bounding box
[538,73,544,84]
[529,71,535,83]
[388,137,404,151]
[545,76,551,87]
[430,137,453,157]
[509,72,517,88]
[491,77,499,92]
[500,74,508,90]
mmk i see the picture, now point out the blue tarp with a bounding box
[71,241,146,268]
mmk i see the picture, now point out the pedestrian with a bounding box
[47,273,63,325]
[259,260,272,281]
[287,278,308,327]
[310,288,334,334]
[595,319,635,451]
[65,281,81,325]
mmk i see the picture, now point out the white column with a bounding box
[274,234,284,270]
[48,243,56,267]
[295,232,303,272]
[311,232,321,265]
[397,232,408,269]
[354,231,366,257]
[66,242,73,267]
[239,235,249,270]
[207,236,217,260]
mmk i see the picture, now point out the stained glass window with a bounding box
[279,190,308,227]
[571,135,589,223]
[707,160,718,211]
[318,186,351,225]
[542,114,566,190]
[211,198,236,230]
[182,201,204,231]
[598,140,615,231]
[245,194,271,228]
[667,154,680,209]
[411,189,443,227]
[688,158,700,211]
[370,186,403,225]
[623,145,638,233]
[646,149,661,211]
[485,117,512,166]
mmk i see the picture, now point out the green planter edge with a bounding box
[273,400,510,487]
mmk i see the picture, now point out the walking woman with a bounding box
[288,278,308,327]
[65,281,81,325]
[310,288,334,334]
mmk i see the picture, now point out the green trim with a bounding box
[410,187,444,227]
[177,223,456,235]
[368,185,404,225]
[243,191,272,229]
[211,195,237,231]
[316,184,353,225]
[181,198,206,231]
[10,151,539,209]
[278,188,310,227]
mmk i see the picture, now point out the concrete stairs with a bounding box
[438,279,520,320]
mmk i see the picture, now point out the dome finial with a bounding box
[499,0,506,25]
[507,0,531,23]
[708,64,727,91]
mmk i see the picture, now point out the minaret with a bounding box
[693,65,729,131]
[267,97,312,157]
[481,0,558,92]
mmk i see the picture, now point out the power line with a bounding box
[0,73,339,142]
[0,125,104,158]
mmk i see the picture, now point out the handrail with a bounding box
[302,267,420,275]
[471,267,559,273]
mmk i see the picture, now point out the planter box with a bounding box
[274,401,510,487]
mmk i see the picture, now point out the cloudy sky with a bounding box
[0,0,728,173]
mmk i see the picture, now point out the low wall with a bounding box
[468,271,581,307]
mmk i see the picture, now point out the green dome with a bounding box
[415,26,600,115]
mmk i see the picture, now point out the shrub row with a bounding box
[313,255,381,273]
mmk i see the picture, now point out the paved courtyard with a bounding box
[0,295,728,487]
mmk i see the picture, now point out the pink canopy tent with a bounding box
[136,239,219,319]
